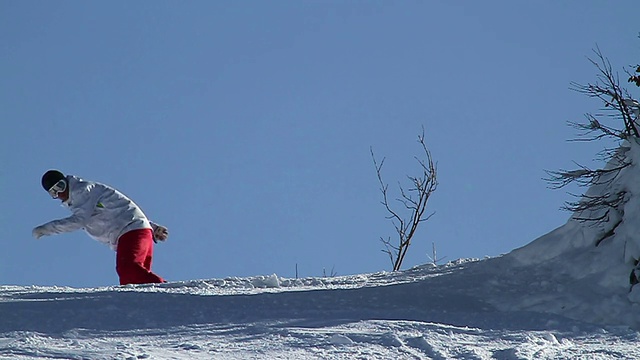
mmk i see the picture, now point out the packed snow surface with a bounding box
[2,251,640,359]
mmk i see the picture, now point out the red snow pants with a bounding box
[116,228,165,285]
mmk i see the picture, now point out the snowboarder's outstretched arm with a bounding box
[32,189,99,239]
[32,215,85,239]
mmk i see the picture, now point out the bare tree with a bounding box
[371,128,438,271]
[544,46,639,240]
[569,46,639,138]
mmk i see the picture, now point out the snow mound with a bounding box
[2,260,640,359]
[501,139,640,328]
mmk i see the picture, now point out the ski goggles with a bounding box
[48,179,67,199]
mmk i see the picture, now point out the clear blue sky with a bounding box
[1,1,637,287]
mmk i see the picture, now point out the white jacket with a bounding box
[37,175,154,250]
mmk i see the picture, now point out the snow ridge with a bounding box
[2,257,640,359]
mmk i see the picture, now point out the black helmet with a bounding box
[41,170,66,191]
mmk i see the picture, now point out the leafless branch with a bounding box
[546,45,638,226]
[569,46,639,138]
[544,161,630,190]
[372,127,438,271]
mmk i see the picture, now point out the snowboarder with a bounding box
[32,170,168,285]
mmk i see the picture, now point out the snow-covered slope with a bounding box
[503,139,640,329]
[5,141,640,359]
[1,258,640,359]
